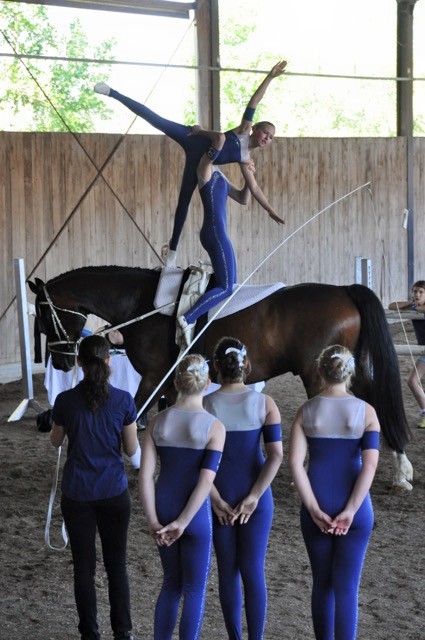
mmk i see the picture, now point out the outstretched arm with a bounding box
[189,60,287,139]
[240,163,285,224]
[246,60,287,112]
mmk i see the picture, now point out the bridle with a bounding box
[38,283,178,360]
[38,285,87,357]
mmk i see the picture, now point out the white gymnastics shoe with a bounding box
[94,82,111,96]
[165,249,177,268]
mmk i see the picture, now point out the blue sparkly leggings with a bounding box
[213,490,273,639]
[184,170,236,325]
[301,503,373,640]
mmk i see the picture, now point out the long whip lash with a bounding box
[45,446,69,551]
[137,181,371,419]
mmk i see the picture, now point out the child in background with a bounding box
[389,280,425,428]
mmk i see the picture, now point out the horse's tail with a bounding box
[346,284,410,452]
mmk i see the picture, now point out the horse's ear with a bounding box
[28,280,38,295]
[35,277,45,288]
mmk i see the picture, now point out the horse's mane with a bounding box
[48,265,159,285]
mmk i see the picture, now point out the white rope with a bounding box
[136,181,371,418]
[45,446,68,551]
[102,301,176,335]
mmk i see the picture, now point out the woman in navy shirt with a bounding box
[51,335,139,640]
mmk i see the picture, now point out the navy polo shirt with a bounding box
[52,383,137,501]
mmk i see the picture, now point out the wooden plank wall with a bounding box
[1,131,424,364]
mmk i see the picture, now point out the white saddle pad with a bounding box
[208,282,285,320]
[153,267,185,316]
[154,267,285,321]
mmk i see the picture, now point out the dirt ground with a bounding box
[0,322,424,640]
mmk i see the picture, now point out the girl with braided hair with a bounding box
[139,354,225,640]
[289,344,380,640]
[50,335,139,640]
[203,337,283,639]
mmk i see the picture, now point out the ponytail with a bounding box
[78,335,110,411]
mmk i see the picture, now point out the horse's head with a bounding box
[28,277,88,372]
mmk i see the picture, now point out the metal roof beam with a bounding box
[9,0,196,19]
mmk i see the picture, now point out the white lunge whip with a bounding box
[137,181,371,419]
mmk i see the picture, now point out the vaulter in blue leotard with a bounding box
[203,337,283,640]
[139,354,225,640]
[176,134,255,349]
[289,344,381,640]
[94,60,286,264]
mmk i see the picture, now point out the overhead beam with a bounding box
[10,0,196,18]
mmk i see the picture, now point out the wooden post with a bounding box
[194,0,220,129]
[396,0,418,294]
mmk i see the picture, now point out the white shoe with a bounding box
[178,316,195,349]
[94,82,111,96]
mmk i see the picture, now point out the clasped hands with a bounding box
[212,494,259,526]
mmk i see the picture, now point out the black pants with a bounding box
[61,489,132,640]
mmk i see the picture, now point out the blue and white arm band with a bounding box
[361,430,380,451]
[263,423,282,443]
[202,449,223,472]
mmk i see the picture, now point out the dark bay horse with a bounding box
[29,266,412,489]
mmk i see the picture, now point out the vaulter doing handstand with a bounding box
[94,60,286,266]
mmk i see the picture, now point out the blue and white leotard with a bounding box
[151,406,222,640]
[203,389,282,640]
[300,395,379,640]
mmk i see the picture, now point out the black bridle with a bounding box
[38,285,88,357]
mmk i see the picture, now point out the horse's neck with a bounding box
[60,272,154,324]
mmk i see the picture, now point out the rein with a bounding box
[101,301,177,336]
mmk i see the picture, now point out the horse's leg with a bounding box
[391,451,413,493]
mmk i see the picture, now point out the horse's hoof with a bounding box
[391,480,413,494]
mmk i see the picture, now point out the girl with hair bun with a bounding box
[139,354,225,640]
[203,336,283,639]
[289,344,381,640]
[50,335,139,640]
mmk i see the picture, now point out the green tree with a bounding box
[0,2,115,132]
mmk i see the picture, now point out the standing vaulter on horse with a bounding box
[94,60,286,267]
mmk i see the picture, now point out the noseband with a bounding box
[39,285,87,357]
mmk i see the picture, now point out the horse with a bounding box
[28,265,413,491]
